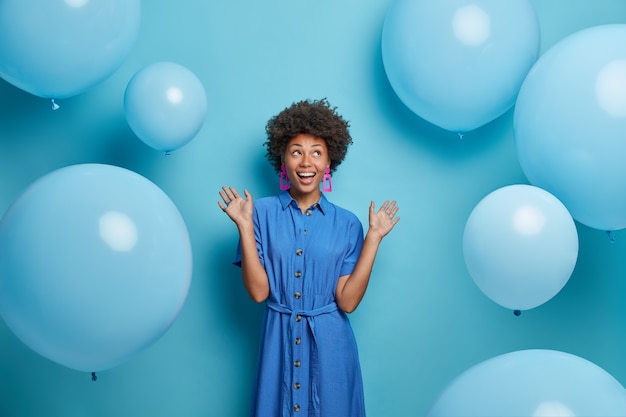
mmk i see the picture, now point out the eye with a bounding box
[313,150,322,157]
[291,150,302,156]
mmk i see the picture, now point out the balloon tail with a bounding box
[457,133,464,140]
[513,310,521,316]
[51,99,60,110]
[164,151,171,156]
[606,230,617,243]
[91,372,97,382]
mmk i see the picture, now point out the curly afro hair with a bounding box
[264,98,352,174]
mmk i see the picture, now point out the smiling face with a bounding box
[282,133,330,207]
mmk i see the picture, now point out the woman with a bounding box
[218,98,400,416]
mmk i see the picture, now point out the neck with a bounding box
[288,189,321,212]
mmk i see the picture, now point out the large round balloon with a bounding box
[382,0,539,132]
[124,62,208,153]
[463,184,578,311]
[0,164,192,372]
[426,349,626,417]
[515,24,626,231]
[0,0,140,99]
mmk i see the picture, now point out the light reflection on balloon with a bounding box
[99,211,137,252]
[512,205,546,235]
[166,87,184,104]
[453,5,491,47]
[595,59,626,118]
[64,0,88,8]
[532,401,575,417]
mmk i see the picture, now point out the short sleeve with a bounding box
[338,216,364,277]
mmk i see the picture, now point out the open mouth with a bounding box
[297,172,316,184]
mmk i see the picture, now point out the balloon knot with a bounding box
[91,372,97,382]
[606,230,617,243]
[513,310,521,316]
[51,99,60,110]
[457,133,464,140]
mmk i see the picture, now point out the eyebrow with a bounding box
[288,143,324,148]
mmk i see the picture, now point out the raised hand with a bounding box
[218,186,254,226]
[368,200,400,240]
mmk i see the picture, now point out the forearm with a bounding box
[335,232,383,313]
[238,223,270,302]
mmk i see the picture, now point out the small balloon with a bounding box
[463,184,578,311]
[124,62,208,153]
[0,164,192,372]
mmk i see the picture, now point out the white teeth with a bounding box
[299,173,315,177]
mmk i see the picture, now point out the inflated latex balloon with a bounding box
[463,185,578,312]
[0,164,192,372]
[382,0,539,132]
[124,62,208,153]
[515,24,626,231]
[0,0,140,100]
[426,349,626,417]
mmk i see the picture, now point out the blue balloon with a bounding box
[0,164,192,372]
[515,24,626,231]
[426,349,626,417]
[0,0,140,99]
[124,62,208,153]
[381,0,539,132]
[463,185,578,311]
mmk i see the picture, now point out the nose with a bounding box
[300,154,312,166]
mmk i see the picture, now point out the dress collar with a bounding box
[279,190,329,215]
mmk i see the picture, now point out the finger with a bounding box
[217,201,227,211]
[243,189,252,201]
[219,189,229,202]
[220,186,234,202]
[381,200,392,214]
[229,186,241,200]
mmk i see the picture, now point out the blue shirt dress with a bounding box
[234,191,366,417]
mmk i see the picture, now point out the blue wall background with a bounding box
[1,1,626,416]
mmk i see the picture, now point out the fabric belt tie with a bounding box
[266,300,338,417]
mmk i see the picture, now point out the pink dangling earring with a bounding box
[322,167,332,192]
[280,164,290,190]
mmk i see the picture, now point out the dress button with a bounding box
[305,210,312,216]
[296,249,303,256]
[294,292,301,299]
[295,338,301,345]
[295,314,302,322]
[294,360,301,367]
[294,405,301,412]
[303,229,307,234]
[294,382,301,389]
[294,271,302,278]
